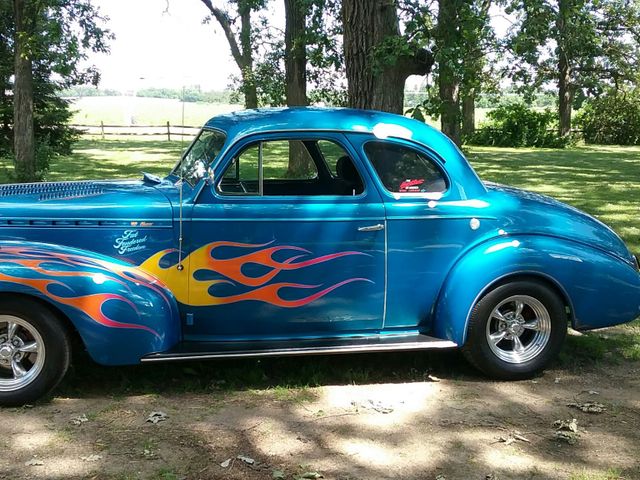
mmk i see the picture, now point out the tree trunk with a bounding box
[557,0,572,137]
[342,0,433,114]
[461,92,475,136]
[13,0,36,182]
[558,55,572,137]
[438,0,461,146]
[284,0,308,177]
[239,6,258,109]
[284,0,307,106]
[439,76,461,145]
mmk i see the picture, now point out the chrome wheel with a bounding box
[0,315,46,392]
[485,295,552,364]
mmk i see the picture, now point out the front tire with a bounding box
[462,280,567,380]
[0,299,71,406]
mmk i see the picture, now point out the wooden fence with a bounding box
[70,122,201,141]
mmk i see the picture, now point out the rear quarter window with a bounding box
[364,141,447,194]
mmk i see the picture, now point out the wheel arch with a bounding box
[0,241,182,365]
[431,234,639,346]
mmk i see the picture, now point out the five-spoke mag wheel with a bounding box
[0,299,71,407]
[463,280,567,379]
[0,315,46,392]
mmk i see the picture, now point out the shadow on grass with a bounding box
[56,348,475,400]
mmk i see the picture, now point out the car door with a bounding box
[348,134,487,334]
[184,132,386,342]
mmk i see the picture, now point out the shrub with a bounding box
[467,103,568,148]
[575,90,640,145]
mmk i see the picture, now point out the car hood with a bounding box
[0,179,174,225]
[485,182,636,267]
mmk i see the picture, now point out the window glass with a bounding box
[217,139,363,196]
[317,140,348,176]
[262,140,317,180]
[219,144,259,194]
[173,129,226,186]
[364,141,447,194]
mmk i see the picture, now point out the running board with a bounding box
[141,334,457,363]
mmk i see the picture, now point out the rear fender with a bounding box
[433,235,640,345]
[0,241,181,365]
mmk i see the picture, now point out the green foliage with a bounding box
[467,103,568,148]
[575,90,640,145]
[1,0,112,180]
[507,0,640,101]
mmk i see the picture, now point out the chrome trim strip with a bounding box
[381,217,389,330]
[187,217,383,222]
[141,339,458,362]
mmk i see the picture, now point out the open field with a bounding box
[0,138,639,479]
[69,96,242,126]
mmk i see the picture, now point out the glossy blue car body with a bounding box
[0,107,638,366]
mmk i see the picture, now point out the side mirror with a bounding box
[205,166,215,186]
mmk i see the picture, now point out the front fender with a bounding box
[433,235,640,345]
[0,242,181,365]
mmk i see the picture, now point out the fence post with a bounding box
[100,121,105,140]
[166,121,171,141]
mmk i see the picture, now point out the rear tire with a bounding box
[462,280,567,380]
[0,299,71,406]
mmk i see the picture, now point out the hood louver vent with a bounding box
[0,182,104,201]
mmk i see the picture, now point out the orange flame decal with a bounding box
[139,241,372,307]
[0,246,163,337]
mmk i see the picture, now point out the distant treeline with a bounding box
[61,86,240,104]
[64,85,557,110]
[404,91,557,109]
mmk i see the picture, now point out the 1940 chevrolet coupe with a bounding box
[0,107,639,405]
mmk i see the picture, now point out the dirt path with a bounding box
[1,345,639,480]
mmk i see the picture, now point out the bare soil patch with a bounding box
[0,342,638,480]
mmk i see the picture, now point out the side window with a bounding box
[262,140,317,180]
[219,144,260,194]
[364,141,447,194]
[217,138,364,196]
[317,140,347,176]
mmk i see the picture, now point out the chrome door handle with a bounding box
[358,223,385,232]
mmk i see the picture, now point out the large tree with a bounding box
[5,0,111,182]
[508,0,640,136]
[341,0,434,114]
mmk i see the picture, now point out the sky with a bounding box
[88,1,510,92]
[88,0,283,91]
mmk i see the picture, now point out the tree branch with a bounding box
[199,0,244,67]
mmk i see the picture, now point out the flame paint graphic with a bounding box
[139,241,372,307]
[0,246,164,337]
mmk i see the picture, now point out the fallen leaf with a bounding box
[567,402,606,414]
[237,455,255,465]
[220,458,232,468]
[435,474,446,480]
[298,473,323,479]
[146,411,168,424]
[554,418,578,433]
[272,470,286,479]
[70,414,89,426]
[554,431,579,444]
[25,458,43,467]
[80,454,102,462]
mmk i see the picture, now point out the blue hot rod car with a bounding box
[0,107,639,405]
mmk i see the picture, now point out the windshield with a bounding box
[173,129,226,185]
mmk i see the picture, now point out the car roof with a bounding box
[204,106,447,147]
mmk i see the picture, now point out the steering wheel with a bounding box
[238,181,249,193]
